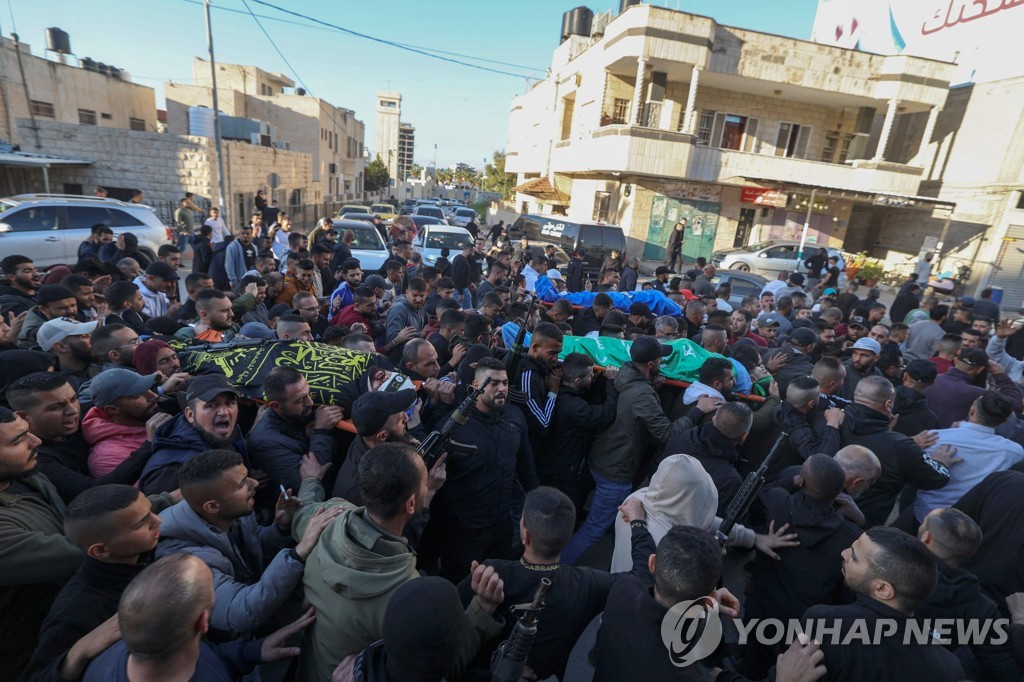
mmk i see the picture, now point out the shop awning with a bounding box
[512,177,570,204]
[0,151,92,193]
[740,175,956,210]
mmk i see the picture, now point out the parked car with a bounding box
[334,204,371,219]
[337,212,377,226]
[369,203,397,222]
[712,240,844,278]
[450,207,478,228]
[712,270,770,309]
[0,194,173,268]
[412,205,449,224]
[335,219,388,272]
[414,225,474,267]
[509,214,626,277]
[393,214,446,238]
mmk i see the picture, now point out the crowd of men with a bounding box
[2,208,1024,682]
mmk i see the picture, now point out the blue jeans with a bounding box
[560,469,632,565]
[456,288,473,310]
[177,231,191,254]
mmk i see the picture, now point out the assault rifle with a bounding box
[416,377,492,469]
[505,297,536,405]
[491,577,552,682]
[715,431,788,546]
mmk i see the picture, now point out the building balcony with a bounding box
[687,146,925,195]
[550,124,696,177]
[551,124,924,195]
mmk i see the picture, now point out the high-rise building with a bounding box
[375,90,415,182]
[398,123,415,181]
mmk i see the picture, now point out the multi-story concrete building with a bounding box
[166,58,366,206]
[506,4,957,267]
[375,90,415,183]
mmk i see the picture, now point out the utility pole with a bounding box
[205,0,230,229]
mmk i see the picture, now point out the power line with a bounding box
[179,0,544,75]
[247,0,538,79]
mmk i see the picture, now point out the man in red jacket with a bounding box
[332,286,377,337]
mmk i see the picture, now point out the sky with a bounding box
[8,0,819,168]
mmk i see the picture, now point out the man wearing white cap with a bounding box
[840,337,883,400]
[37,317,100,390]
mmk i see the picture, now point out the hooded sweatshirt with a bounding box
[82,406,148,477]
[611,454,754,572]
[0,281,37,317]
[291,480,419,682]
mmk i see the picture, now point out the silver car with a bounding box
[412,205,450,224]
[450,207,478,228]
[414,225,473,267]
[0,194,173,267]
[335,219,389,272]
[712,240,843,278]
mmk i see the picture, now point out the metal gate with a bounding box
[989,225,1024,311]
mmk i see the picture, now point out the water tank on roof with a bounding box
[560,11,573,43]
[45,27,71,54]
[563,6,593,41]
[96,62,109,76]
[109,67,122,80]
[620,0,641,13]
[188,106,216,138]
[296,87,306,96]
[81,57,96,71]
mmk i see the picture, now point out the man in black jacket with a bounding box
[956,470,1024,604]
[512,322,563,444]
[571,293,612,336]
[595,525,739,681]
[566,248,585,293]
[916,507,1021,681]
[803,526,965,681]
[24,484,168,682]
[741,455,861,678]
[457,487,654,680]
[536,354,618,518]
[759,376,845,481]
[419,357,538,582]
[247,367,343,493]
[663,401,752,516]
[893,359,940,438]
[450,241,475,309]
[764,327,818,398]
[0,254,41,318]
[840,376,957,527]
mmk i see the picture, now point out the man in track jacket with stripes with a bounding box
[511,322,564,445]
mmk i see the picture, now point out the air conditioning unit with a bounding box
[250,133,272,147]
[274,141,291,151]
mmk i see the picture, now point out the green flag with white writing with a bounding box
[559,336,716,383]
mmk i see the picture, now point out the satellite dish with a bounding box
[267,173,281,189]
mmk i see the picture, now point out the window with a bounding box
[65,206,116,230]
[695,110,715,145]
[708,113,759,152]
[110,209,145,227]
[821,131,840,163]
[593,192,611,222]
[560,95,575,140]
[611,98,629,124]
[101,113,112,120]
[1,206,59,232]
[837,135,854,164]
[379,100,397,108]
[775,123,812,158]
[129,118,145,131]
[78,109,97,126]
[30,100,55,118]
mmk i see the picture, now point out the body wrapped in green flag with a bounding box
[559,336,717,383]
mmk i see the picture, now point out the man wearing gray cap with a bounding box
[840,337,883,400]
[83,368,169,478]
[37,317,100,389]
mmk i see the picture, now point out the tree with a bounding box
[482,151,516,199]
[410,163,423,179]
[365,155,391,193]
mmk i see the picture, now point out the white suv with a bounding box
[0,194,173,267]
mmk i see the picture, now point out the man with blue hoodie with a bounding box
[140,373,247,495]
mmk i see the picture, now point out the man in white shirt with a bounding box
[521,252,547,293]
[915,392,1024,522]
[204,207,230,244]
[132,262,177,318]
[760,270,789,298]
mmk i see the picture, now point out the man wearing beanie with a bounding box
[17,284,79,351]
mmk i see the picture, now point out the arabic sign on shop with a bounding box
[741,187,788,207]
[811,0,1024,84]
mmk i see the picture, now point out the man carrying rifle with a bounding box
[419,357,539,583]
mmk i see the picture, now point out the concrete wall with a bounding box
[0,37,157,146]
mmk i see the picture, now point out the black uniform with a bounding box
[892,385,940,439]
[956,470,1024,603]
[803,595,965,682]
[840,403,950,527]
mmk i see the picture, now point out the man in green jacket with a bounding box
[0,407,82,677]
[560,336,721,564]
[291,442,504,681]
